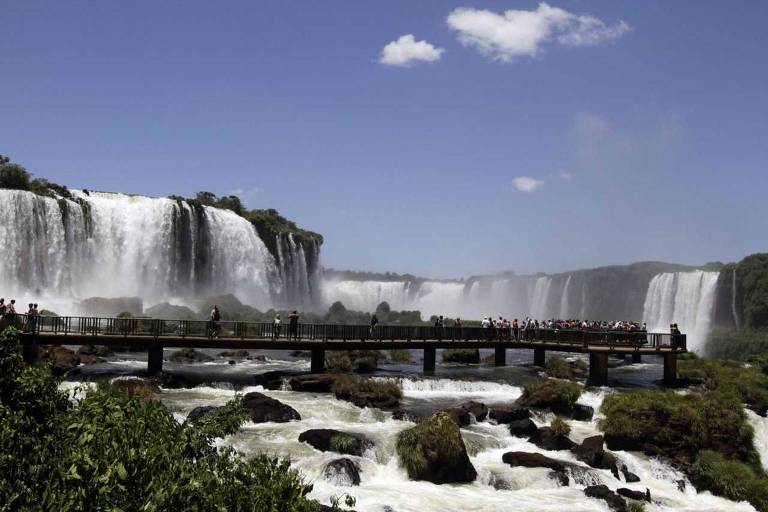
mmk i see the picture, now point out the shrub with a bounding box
[550,417,571,437]
[679,358,768,414]
[442,349,480,364]
[516,379,582,415]
[599,389,759,467]
[326,350,381,373]
[626,503,646,512]
[545,356,573,379]
[388,349,412,363]
[0,157,31,190]
[329,434,358,455]
[706,329,768,361]
[331,375,402,402]
[691,451,768,512]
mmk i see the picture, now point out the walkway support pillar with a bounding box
[423,347,436,373]
[663,353,677,387]
[494,347,506,367]
[147,345,163,376]
[311,348,326,373]
[533,348,545,367]
[632,353,642,364]
[588,352,609,386]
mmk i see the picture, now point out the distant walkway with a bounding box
[9,315,686,386]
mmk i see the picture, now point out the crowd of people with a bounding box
[0,298,41,331]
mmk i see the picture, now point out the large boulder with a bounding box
[299,429,373,456]
[528,427,576,451]
[488,405,530,424]
[502,451,567,471]
[584,485,627,512]
[441,349,480,364]
[572,404,594,421]
[77,296,143,317]
[40,346,80,375]
[186,405,220,424]
[572,435,607,467]
[323,458,361,486]
[443,407,471,427]
[242,392,301,423]
[457,401,488,421]
[77,345,114,357]
[396,412,477,484]
[169,348,213,363]
[509,418,538,437]
[617,488,651,502]
[289,374,340,393]
[111,378,159,402]
[218,349,251,359]
[516,380,582,416]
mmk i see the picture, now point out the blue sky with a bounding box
[2,1,767,278]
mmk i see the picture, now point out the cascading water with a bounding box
[559,275,572,319]
[529,276,552,319]
[642,270,720,352]
[0,189,317,312]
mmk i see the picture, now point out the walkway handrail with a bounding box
[5,314,686,350]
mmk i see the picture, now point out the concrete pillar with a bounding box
[588,352,609,386]
[311,348,326,373]
[631,353,642,364]
[147,345,163,376]
[22,338,39,365]
[663,353,677,387]
[494,347,506,367]
[423,347,436,373]
[533,348,546,367]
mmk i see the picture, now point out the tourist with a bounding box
[273,314,281,339]
[370,313,378,337]
[288,310,299,340]
[512,318,519,341]
[0,298,6,319]
[6,300,16,325]
[210,305,221,339]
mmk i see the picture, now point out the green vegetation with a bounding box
[326,350,381,373]
[545,356,578,379]
[706,328,768,361]
[691,451,768,512]
[0,327,326,511]
[331,375,402,402]
[328,434,359,455]
[388,349,413,363]
[550,416,571,437]
[442,349,480,364]
[626,503,646,512]
[516,379,582,415]
[736,254,768,329]
[679,358,768,414]
[0,155,73,199]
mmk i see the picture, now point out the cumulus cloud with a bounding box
[446,3,630,61]
[512,176,545,192]
[380,34,444,67]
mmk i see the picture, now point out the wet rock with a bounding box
[488,405,530,424]
[392,409,427,423]
[456,401,488,421]
[345,392,399,411]
[503,451,567,471]
[601,452,621,479]
[396,412,477,484]
[584,485,627,512]
[443,407,472,427]
[572,404,594,421]
[242,391,301,423]
[218,349,250,359]
[77,345,114,357]
[323,458,361,486]
[549,470,570,486]
[508,418,538,437]
[676,479,686,492]
[617,487,651,502]
[299,429,373,456]
[571,435,620,477]
[111,378,159,402]
[528,427,576,451]
[252,370,304,390]
[621,466,641,483]
[186,405,220,424]
[289,374,339,393]
[228,360,236,365]
[169,348,213,363]
[40,345,80,375]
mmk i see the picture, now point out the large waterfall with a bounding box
[0,189,319,313]
[642,270,720,351]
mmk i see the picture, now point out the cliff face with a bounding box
[713,254,768,330]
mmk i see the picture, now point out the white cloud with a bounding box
[229,186,259,197]
[446,3,630,62]
[512,176,545,192]
[380,34,444,67]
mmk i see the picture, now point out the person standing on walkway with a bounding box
[0,299,6,320]
[289,310,299,341]
[273,314,282,339]
[6,300,16,326]
[210,305,221,339]
[370,313,378,337]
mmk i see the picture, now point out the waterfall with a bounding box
[321,280,413,312]
[731,267,741,330]
[642,270,720,352]
[529,276,552,319]
[0,189,316,313]
[274,234,315,310]
[559,275,572,319]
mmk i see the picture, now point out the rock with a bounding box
[299,429,373,456]
[601,452,621,479]
[218,349,250,359]
[169,348,213,363]
[549,470,570,486]
[111,378,159,401]
[621,466,641,483]
[78,354,101,365]
[186,405,220,424]
[571,435,621,477]
[488,405,530,424]
[528,427,576,451]
[617,487,651,502]
[457,401,488,421]
[443,407,472,427]
[509,418,538,437]
[396,412,477,484]
[572,404,594,421]
[323,458,361,486]
[228,360,236,365]
[392,409,427,423]
[40,345,80,375]
[584,485,627,512]
[346,392,399,411]
[77,296,143,316]
[77,345,114,357]
[604,433,642,452]
[442,348,480,364]
[502,452,567,471]
[252,370,304,390]
[242,392,301,423]
[676,479,686,492]
[289,374,340,393]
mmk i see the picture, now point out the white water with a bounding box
[156,374,757,512]
[0,189,316,312]
[559,275,572,320]
[642,271,720,352]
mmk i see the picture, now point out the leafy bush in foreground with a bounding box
[679,358,768,414]
[691,451,768,512]
[0,327,322,511]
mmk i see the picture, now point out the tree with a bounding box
[0,155,31,190]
